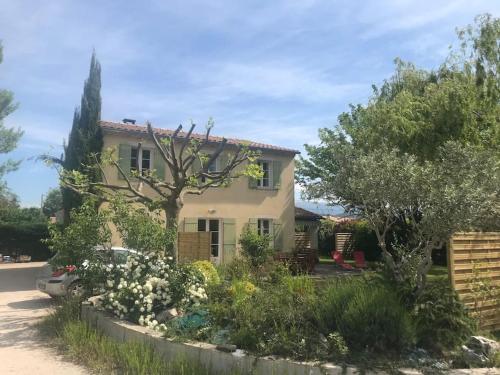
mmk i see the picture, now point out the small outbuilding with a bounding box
[295,207,323,251]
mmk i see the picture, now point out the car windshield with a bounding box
[48,247,131,267]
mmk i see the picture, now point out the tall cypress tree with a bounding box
[62,51,103,222]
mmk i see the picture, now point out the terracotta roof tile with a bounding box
[100,121,300,154]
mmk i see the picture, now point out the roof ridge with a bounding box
[99,120,300,154]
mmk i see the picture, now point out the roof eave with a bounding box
[101,125,300,155]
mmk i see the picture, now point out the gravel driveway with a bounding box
[0,262,88,374]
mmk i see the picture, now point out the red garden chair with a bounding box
[353,251,367,269]
[331,250,354,270]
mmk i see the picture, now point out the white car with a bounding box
[36,247,132,298]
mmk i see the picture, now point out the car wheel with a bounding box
[67,281,85,298]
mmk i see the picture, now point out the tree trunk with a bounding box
[164,198,183,261]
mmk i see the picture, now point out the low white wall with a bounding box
[81,304,492,375]
[81,303,359,374]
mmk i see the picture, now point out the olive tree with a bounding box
[299,139,498,296]
[298,15,500,298]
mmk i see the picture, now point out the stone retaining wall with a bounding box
[81,303,496,375]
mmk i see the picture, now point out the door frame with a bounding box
[197,218,222,264]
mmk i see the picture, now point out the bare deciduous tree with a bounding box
[59,120,261,254]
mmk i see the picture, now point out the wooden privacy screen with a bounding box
[335,233,352,253]
[178,232,211,263]
[448,232,500,331]
[295,232,312,250]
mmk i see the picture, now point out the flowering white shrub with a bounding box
[99,252,207,331]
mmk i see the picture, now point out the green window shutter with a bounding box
[153,149,165,180]
[268,219,275,249]
[183,218,198,232]
[248,176,258,189]
[248,218,258,232]
[118,144,132,180]
[219,153,228,171]
[273,220,283,250]
[218,154,229,188]
[223,218,236,264]
[272,160,282,189]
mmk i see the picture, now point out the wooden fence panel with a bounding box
[448,232,500,331]
[295,232,312,250]
[335,233,352,253]
[178,232,211,263]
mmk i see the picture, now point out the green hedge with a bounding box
[0,223,51,261]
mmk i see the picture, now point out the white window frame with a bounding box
[201,155,220,183]
[131,146,153,175]
[257,160,273,189]
[207,156,219,173]
[257,218,271,236]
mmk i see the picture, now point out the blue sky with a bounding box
[1,0,498,207]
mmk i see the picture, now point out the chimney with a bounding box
[123,118,136,124]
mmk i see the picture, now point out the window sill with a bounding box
[253,186,279,191]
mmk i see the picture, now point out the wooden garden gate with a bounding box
[177,232,211,263]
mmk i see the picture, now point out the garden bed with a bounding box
[82,303,497,375]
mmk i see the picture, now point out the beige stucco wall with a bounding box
[101,131,296,261]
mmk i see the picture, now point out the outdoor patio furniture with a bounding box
[274,249,318,274]
[331,250,354,270]
[353,251,367,269]
[295,249,318,273]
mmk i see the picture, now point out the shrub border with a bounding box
[81,303,494,375]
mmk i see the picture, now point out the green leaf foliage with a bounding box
[45,198,111,268]
[317,277,416,353]
[238,229,273,268]
[42,188,63,217]
[109,197,176,256]
[0,41,23,197]
[0,223,50,260]
[297,15,500,296]
[413,279,476,353]
[62,51,103,218]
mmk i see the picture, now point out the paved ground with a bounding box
[0,262,88,375]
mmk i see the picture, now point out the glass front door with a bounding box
[197,219,220,264]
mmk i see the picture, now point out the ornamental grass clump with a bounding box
[230,275,322,359]
[413,279,476,353]
[317,277,416,354]
[100,252,207,332]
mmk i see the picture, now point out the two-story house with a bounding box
[100,120,299,264]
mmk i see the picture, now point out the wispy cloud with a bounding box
[355,0,500,40]
[1,0,498,206]
[188,62,366,102]
[14,119,67,146]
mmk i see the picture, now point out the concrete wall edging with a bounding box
[80,303,496,375]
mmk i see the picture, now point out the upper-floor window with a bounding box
[207,156,218,173]
[249,159,282,190]
[200,155,219,183]
[257,160,271,188]
[131,148,151,174]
